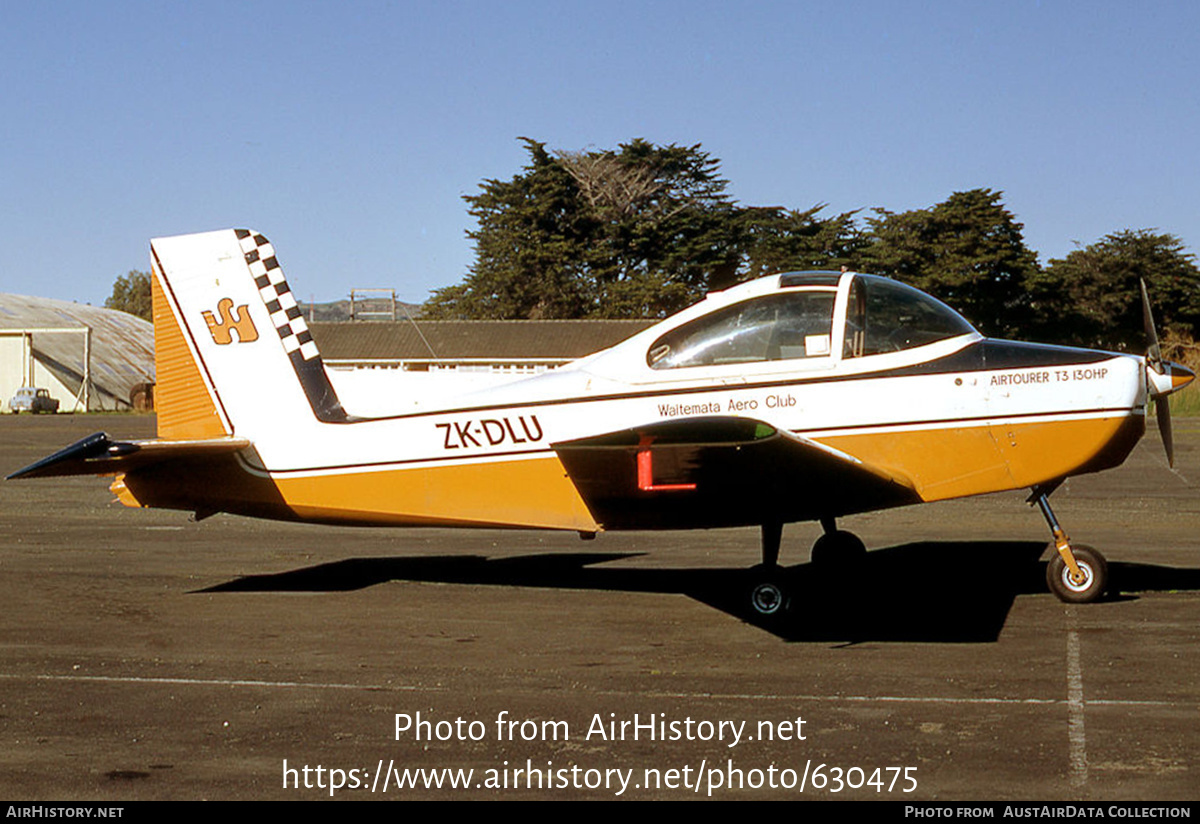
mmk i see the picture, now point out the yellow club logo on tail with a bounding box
[202,298,259,345]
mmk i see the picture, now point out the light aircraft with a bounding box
[9,229,1194,615]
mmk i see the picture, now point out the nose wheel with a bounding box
[1046,543,1107,604]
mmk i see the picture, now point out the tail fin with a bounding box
[150,228,348,441]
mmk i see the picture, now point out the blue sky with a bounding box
[3,1,1198,306]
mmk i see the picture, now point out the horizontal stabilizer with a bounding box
[7,432,251,480]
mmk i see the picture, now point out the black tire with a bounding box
[1046,544,1108,604]
[749,580,788,616]
[810,530,867,567]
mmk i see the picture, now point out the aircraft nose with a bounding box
[1147,359,1195,398]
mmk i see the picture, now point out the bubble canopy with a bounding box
[646,273,977,370]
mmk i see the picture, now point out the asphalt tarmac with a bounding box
[1,414,1197,801]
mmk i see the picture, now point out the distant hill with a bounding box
[296,298,423,323]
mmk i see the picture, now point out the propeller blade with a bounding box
[1157,396,1175,468]
[1141,279,1176,467]
[1140,278,1162,370]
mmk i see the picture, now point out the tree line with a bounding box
[424,138,1200,360]
[103,137,1199,363]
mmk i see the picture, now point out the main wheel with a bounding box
[810,530,867,567]
[1046,544,1108,604]
[749,580,787,616]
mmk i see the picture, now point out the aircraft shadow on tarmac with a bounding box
[200,541,1200,643]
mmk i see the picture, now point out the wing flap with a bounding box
[7,432,251,480]
[553,416,918,530]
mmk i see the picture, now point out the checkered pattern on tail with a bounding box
[235,229,320,362]
[233,229,350,423]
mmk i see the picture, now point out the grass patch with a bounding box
[1168,385,1200,418]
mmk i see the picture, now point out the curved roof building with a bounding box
[0,294,154,412]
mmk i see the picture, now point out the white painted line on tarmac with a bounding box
[1066,605,1088,789]
[630,690,1182,707]
[0,672,1187,710]
[0,673,434,691]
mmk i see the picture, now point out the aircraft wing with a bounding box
[6,432,252,480]
[553,416,919,530]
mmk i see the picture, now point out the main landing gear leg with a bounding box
[1030,484,1108,603]
[761,521,782,568]
[749,522,787,617]
[809,516,867,567]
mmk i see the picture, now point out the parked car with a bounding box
[9,387,60,414]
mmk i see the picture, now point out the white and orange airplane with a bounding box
[9,229,1194,614]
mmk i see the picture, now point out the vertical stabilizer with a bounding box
[150,229,348,442]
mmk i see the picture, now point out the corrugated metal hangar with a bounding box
[0,294,154,413]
